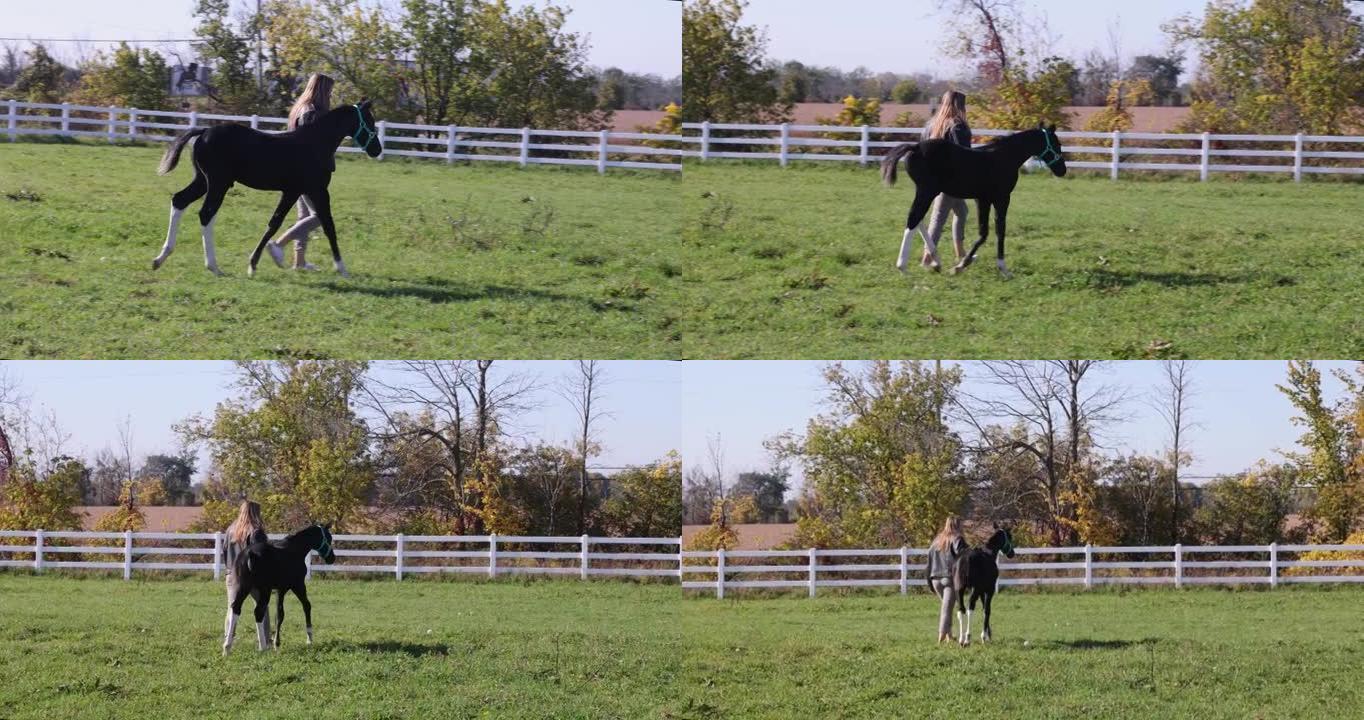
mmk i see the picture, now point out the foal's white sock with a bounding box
[153,206,183,268]
[202,217,221,275]
[897,228,915,271]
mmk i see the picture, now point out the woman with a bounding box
[224,500,269,637]
[918,90,972,266]
[927,515,968,643]
[267,73,335,271]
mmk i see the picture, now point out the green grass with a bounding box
[0,574,680,719]
[681,162,1364,358]
[0,142,681,359]
[680,586,1364,718]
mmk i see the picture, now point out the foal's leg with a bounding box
[955,585,968,646]
[982,591,993,642]
[962,590,978,647]
[897,189,938,272]
[247,191,301,277]
[293,582,314,645]
[274,588,286,649]
[197,183,232,276]
[152,173,207,270]
[305,188,349,277]
[954,199,992,274]
[993,197,1012,278]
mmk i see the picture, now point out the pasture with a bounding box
[0,574,680,719]
[681,163,1364,358]
[0,142,681,359]
[680,586,1364,718]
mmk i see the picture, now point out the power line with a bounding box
[0,38,201,43]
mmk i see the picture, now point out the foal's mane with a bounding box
[981,127,1042,152]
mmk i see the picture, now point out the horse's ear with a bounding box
[360,99,372,109]
[1047,123,1057,133]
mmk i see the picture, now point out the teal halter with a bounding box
[314,525,332,557]
[1036,129,1063,168]
[352,105,377,150]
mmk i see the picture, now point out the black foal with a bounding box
[951,525,1016,646]
[154,101,383,277]
[881,124,1067,277]
[224,523,336,655]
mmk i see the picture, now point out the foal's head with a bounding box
[986,524,1017,559]
[350,99,384,158]
[1035,123,1067,177]
[308,523,338,564]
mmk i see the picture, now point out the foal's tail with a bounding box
[880,142,917,187]
[157,127,207,175]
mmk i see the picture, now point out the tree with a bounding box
[180,361,370,532]
[76,43,170,110]
[731,468,789,523]
[603,452,682,537]
[138,453,197,506]
[1128,52,1184,105]
[7,44,67,103]
[398,0,474,126]
[266,0,408,118]
[1192,463,1300,545]
[1167,0,1364,134]
[1152,360,1197,543]
[193,0,266,113]
[0,457,86,531]
[1099,454,1176,545]
[682,464,720,525]
[771,361,966,548]
[502,442,585,535]
[559,360,609,535]
[682,0,792,123]
[890,78,921,104]
[1278,361,1358,541]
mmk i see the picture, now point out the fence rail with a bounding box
[0,530,682,582]
[681,543,1364,598]
[1,100,681,173]
[680,121,1364,180]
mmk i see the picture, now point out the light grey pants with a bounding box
[272,195,321,258]
[923,194,968,257]
[931,578,957,638]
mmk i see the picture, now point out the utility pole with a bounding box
[255,0,263,93]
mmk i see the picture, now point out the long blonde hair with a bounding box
[930,515,964,552]
[926,90,968,141]
[288,73,334,129]
[227,500,265,545]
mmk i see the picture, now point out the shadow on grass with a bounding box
[1052,638,1157,650]
[331,639,452,657]
[317,273,580,306]
[1064,268,1294,290]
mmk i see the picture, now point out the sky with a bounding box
[740,0,1210,80]
[1,360,681,481]
[2,0,681,77]
[680,361,1361,494]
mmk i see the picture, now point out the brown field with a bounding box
[77,505,204,531]
[791,102,1193,133]
[612,109,667,131]
[683,523,797,550]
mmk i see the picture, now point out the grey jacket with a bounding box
[922,118,973,148]
[224,528,268,575]
[927,536,968,579]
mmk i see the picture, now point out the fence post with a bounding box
[188,110,198,130]
[700,121,711,162]
[60,102,70,136]
[580,534,590,580]
[899,546,908,595]
[716,547,726,599]
[250,114,259,130]
[1293,133,1304,183]
[858,125,870,166]
[807,547,817,598]
[213,532,223,580]
[395,533,405,581]
[1269,542,1278,588]
[519,127,531,167]
[377,120,388,160]
[677,537,684,582]
[1174,543,1183,588]
[488,533,498,578]
[446,125,458,164]
[779,122,790,167]
[107,106,117,144]
[33,529,44,572]
[1200,132,1210,181]
[597,129,610,174]
[128,108,138,140]
[8,98,17,142]
[1084,544,1093,590]
[123,530,133,580]
[1110,130,1121,180]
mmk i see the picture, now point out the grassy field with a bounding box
[682,163,1364,358]
[0,574,679,719]
[680,586,1364,718]
[0,142,681,359]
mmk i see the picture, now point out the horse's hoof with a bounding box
[247,265,256,278]
[152,258,163,270]
[208,267,224,277]
[951,264,965,275]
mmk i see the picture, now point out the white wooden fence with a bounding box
[681,121,1364,180]
[682,543,1364,598]
[0,529,682,582]
[1,99,682,173]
